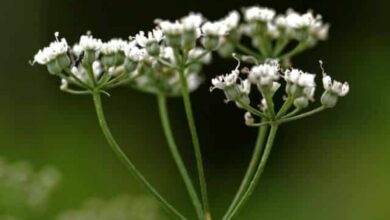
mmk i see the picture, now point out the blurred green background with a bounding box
[1,0,389,219]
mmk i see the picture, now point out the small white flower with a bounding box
[187,74,203,92]
[266,23,280,38]
[239,79,251,94]
[158,20,184,35]
[181,13,204,31]
[33,33,69,65]
[322,74,349,96]
[160,46,175,62]
[92,61,103,78]
[220,11,240,32]
[124,44,148,62]
[201,21,228,36]
[285,10,315,29]
[135,29,164,47]
[60,79,68,90]
[101,39,127,54]
[284,68,316,99]
[243,6,276,23]
[211,69,239,89]
[248,62,280,86]
[78,35,103,51]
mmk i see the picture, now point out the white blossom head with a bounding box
[248,61,280,86]
[157,20,184,35]
[135,29,164,48]
[201,21,228,36]
[78,35,103,51]
[211,69,239,90]
[243,6,276,23]
[322,74,349,97]
[181,13,204,31]
[284,68,316,100]
[33,32,69,65]
[220,11,241,32]
[101,39,127,54]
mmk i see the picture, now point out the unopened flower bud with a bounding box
[124,58,138,73]
[321,91,338,108]
[101,54,115,67]
[56,53,71,69]
[166,34,182,48]
[146,42,160,56]
[244,112,255,125]
[201,35,220,51]
[293,97,309,109]
[47,60,62,75]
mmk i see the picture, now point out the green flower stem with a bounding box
[228,124,279,219]
[63,69,92,90]
[222,125,269,220]
[276,96,294,118]
[282,107,301,119]
[177,66,211,219]
[279,106,326,124]
[279,42,307,60]
[157,93,204,220]
[92,91,187,220]
[262,93,276,119]
[273,38,289,57]
[236,101,269,119]
[235,43,262,60]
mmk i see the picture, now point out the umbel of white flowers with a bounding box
[210,6,329,60]
[211,59,349,125]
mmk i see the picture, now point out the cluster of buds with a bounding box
[210,6,329,61]
[211,59,349,126]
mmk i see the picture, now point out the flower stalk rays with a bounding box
[31,4,349,220]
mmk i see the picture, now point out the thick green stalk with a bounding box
[157,93,204,219]
[178,67,211,219]
[228,125,279,219]
[92,92,186,220]
[222,125,269,220]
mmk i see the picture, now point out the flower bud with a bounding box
[223,85,241,101]
[201,35,220,51]
[56,53,71,69]
[293,97,309,109]
[165,34,182,48]
[321,91,338,108]
[47,60,62,75]
[124,58,138,73]
[101,54,115,67]
[286,83,301,97]
[146,42,160,56]
[244,112,255,125]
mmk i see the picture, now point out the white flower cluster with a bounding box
[56,195,167,220]
[211,6,329,59]
[211,60,349,123]
[0,158,61,215]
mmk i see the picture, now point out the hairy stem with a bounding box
[92,92,186,220]
[157,93,204,219]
